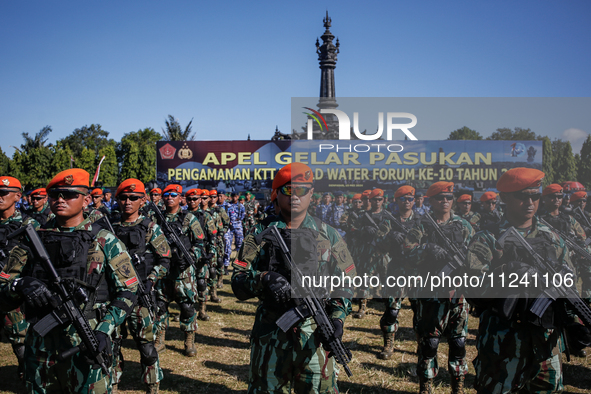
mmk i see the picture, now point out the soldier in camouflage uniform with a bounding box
[308,193,320,217]
[205,190,227,296]
[212,190,231,280]
[149,188,164,210]
[339,193,363,242]
[243,192,258,234]
[26,188,52,226]
[0,176,40,381]
[111,179,171,394]
[0,168,139,393]
[91,188,112,220]
[232,162,356,393]
[152,184,206,357]
[457,193,480,231]
[466,168,578,393]
[378,185,422,360]
[195,189,220,316]
[571,191,591,234]
[403,181,474,394]
[477,191,502,229]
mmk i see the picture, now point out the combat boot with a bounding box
[210,286,221,303]
[11,343,25,381]
[184,331,197,357]
[217,273,224,289]
[377,331,395,360]
[450,375,465,394]
[154,329,166,353]
[353,299,367,319]
[198,300,210,321]
[146,382,159,394]
[224,266,229,275]
[419,376,433,394]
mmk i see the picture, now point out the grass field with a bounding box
[1,277,591,393]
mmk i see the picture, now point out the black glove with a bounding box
[84,331,113,368]
[363,226,378,236]
[261,271,291,305]
[12,277,59,310]
[174,250,189,271]
[389,231,405,245]
[425,243,448,262]
[145,280,154,294]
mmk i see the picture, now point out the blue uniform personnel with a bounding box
[224,200,245,266]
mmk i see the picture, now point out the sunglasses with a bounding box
[279,185,312,197]
[398,197,414,202]
[578,199,588,203]
[483,201,497,205]
[150,193,161,197]
[0,190,17,197]
[163,192,179,198]
[371,197,384,202]
[48,190,86,200]
[31,196,46,201]
[458,201,472,205]
[548,194,564,200]
[118,194,142,202]
[511,192,542,202]
[432,194,454,201]
[187,197,200,202]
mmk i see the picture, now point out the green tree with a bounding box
[161,115,195,141]
[118,128,161,183]
[97,143,118,186]
[552,139,577,183]
[58,124,115,157]
[21,125,53,151]
[76,147,97,176]
[541,137,554,186]
[120,141,141,180]
[50,142,74,174]
[0,147,11,175]
[578,134,591,189]
[447,126,483,140]
[487,127,539,140]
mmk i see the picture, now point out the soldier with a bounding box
[478,191,501,228]
[231,162,356,393]
[111,179,170,394]
[457,193,480,231]
[339,193,362,240]
[315,192,333,222]
[26,188,52,226]
[466,168,577,393]
[327,191,347,238]
[153,184,206,357]
[215,189,231,276]
[91,188,111,219]
[0,176,40,381]
[403,181,474,394]
[0,169,139,393]
[243,191,257,234]
[195,189,220,317]
[103,189,113,210]
[571,191,591,233]
[150,188,163,208]
[378,185,422,360]
[205,190,226,299]
[224,192,245,269]
[414,192,427,216]
[308,193,320,216]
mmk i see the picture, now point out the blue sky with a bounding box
[1,1,590,157]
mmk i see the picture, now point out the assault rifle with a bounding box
[575,206,591,230]
[9,224,110,375]
[381,209,410,235]
[130,254,156,321]
[149,201,201,271]
[424,213,467,276]
[497,226,591,329]
[256,225,354,377]
[539,218,591,263]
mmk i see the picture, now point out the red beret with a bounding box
[369,189,384,199]
[150,188,162,195]
[362,190,371,199]
[352,193,362,201]
[542,184,563,196]
[30,188,47,196]
[0,176,22,191]
[91,188,103,196]
[457,194,472,203]
[47,169,90,190]
[116,179,145,196]
[394,185,415,198]
[185,188,200,197]
[497,168,544,193]
[163,184,182,194]
[209,190,217,196]
[272,162,314,190]
[571,191,588,203]
[426,182,454,198]
[480,192,497,202]
[200,189,210,197]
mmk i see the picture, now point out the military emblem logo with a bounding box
[178,143,193,160]
[64,175,74,185]
[305,171,311,180]
[130,184,136,191]
[2,179,9,186]
[159,143,176,160]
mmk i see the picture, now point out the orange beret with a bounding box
[480,192,497,202]
[352,193,362,201]
[426,182,454,198]
[457,194,472,203]
[116,179,145,196]
[185,188,200,197]
[47,169,90,190]
[209,190,217,196]
[497,168,544,193]
[150,188,162,195]
[394,185,415,198]
[30,188,47,196]
[571,191,588,203]
[271,189,277,201]
[0,176,22,191]
[163,184,182,194]
[542,184,563,196]
[91,188,103,196]
[369,189,384,199]
[362,190,371,199]
[198,189,209,197]
[272,162,314,190]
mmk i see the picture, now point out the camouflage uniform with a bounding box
[232,214,356,394]
[460,211,481,232]
[0,216,139,393]
[209,205,229,285]
[244,199,257,234]
[224,202,245,267]
[0,210,39,377]
[327,203,347,238]
[26,202,52,226]
[403,212,474,382]
[315,203,332,223]
[111,216,171,388]
[466,216,572,393]
[193,207,219,297]
[477,209,502,229]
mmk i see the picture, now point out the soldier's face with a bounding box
[164,192,181,212]
[0,189,20,211]
[543,194,563,211]
[104,192,112,202]
[322,195,331,204]
[187,196,200,211]
[457,201,472,215]
[117,193,144,215]
[49,188,90,218]
[151,193,161,203]
[370,196,384,211]
[396,195,415,212]
[218,194,225,204]
[277,183,313,217]
[201,196,210,207]
[92,195,103,206]
[431,193,453,215]
[415,196,424,207]
[210,195,218,204]
[336,196,344,205]
[573,199,587,210]
[352,199,362,209]
[31,195,47,210]
[482,200,496,212]
[232,195,239,203]
[501,188,540,222]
